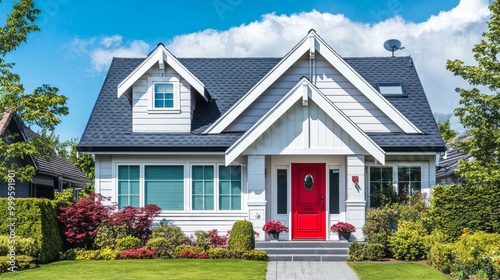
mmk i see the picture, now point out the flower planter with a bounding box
[268,232,280,241]
[338,232,351,241]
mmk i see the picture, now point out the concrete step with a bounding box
[256,241,350,262]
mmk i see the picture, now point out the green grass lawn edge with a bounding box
[349,262,451,280]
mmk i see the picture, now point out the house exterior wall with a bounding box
[226,53,401,133]
[245,99,366,155]
[132,63,193,133]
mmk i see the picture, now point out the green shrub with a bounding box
[364,244,385,261]
[94,224,129,249]
[362,204,399,255]
[228,249,246,259]
[74,249,100,260]
[348,242,365,261]
[388,220,427,261]
[174,245,207,259]
[208,247,229,259]
[451,232,500,279]
[151,224,185,249]
[115,236,142,250]
[427,243,454,274]
[242,250,268,261]
[0,198,63,263]
[429,184,500,239]
[95,248,118,260]
[146,237,175,259]
[227,220,255,251]
[0,235,38,258]
[0,255,38,273]
[194,230,210,250]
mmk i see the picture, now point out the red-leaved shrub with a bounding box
[57,193,111,248]
[107,204,161,241]
[119,247,156,259]
[210,229,228,248]
[178,246,208,259]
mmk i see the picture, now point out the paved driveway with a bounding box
[266,261,359,280]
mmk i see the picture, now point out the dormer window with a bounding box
[377,83,406,97]
[154,83,174,108]
[148,76,180,113]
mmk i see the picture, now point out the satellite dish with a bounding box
[384,39,405,57]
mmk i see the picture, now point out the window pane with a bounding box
[381,167,393,181]
[192,165,214,211]
[411,167,421,181]
[118,166,140,209]
[369,168,380,181]
[231,196,241,210]
[118,182,128,194]
[130,195,140,207]
[219,196,230,210]
[219,166,230,180]
[231,181,241,194]
[193,196,203,210]
[165,100,173,108]
[155,84,166,92]
[220,181,230,194]
[231,166,241,180]
[204,166,214,180]
[205,195,214,210]
[398,167,409,181]
[130,181,140,194]
[277,169,287,214]
[192,181,204,194]
[329,169,340,214]
[192,166,204,180]
[145,166,184,211]
[205,182,214,195]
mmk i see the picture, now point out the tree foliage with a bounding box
[0,0,68,182]
[434,113,457,144]
[446,0,500,185]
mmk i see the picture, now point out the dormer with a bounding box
[117,44,207,133]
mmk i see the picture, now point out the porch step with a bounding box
[255,241,349,262]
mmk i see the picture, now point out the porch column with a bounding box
[346,155,366,241]
[247,155,266,241]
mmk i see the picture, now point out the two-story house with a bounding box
[78,30,445,241]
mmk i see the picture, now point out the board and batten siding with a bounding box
[226,53,401,133]
[245,99,366,155]
[132,64,192,132]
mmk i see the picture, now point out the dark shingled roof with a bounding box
[78,56,445,153]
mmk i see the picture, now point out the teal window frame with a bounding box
[145,165,184,211]
[218,166,242,211]
[192,165,215,211]
[118,165,140,208]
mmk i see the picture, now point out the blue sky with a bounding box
[2,0,490,141]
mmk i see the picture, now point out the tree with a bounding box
[446,0,500,185]
[434,113,457,144]
[0,0,68,182]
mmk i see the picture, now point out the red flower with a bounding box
[262,220,289,234]
[330,222,356,233]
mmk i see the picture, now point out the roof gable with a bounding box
[117,44,208,101]
[225,78,385,165]
[204,30,422,135]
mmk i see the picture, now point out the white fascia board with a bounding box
[204,37,311,134]
[225,78,386,165]
[117,45,207,101]
[314,36,422,134]
[225,79,308,165]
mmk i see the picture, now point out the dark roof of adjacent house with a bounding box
[78,56,445,153]
[436,146,473,178]
[1,111,90,184]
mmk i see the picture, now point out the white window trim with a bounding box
[148,76,180,113]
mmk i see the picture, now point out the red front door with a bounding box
[291,163,326,239]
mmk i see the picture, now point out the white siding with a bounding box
[132,64,192,132]
[245,100,366,155]
[226,53,401,133]
[95,154,114,206]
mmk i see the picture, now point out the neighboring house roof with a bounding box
[1,111,90,185]
[78,54,445,153]
[436,146,473,178]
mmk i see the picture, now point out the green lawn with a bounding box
[349,262,451,280]
[1,259,267,280]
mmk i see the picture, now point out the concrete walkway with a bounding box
[266,261,359,280]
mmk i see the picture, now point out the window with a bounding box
[145,166,184,211]
[118,166,140,208]
[154,83,174,108]
[329,169,340,214]
[377,83,405,97]
[192,166,214,210]
[277,169,287,214]
[219,166,241,211]
[369,166,393,208]
[398,167,421,196]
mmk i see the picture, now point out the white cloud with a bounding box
[68,35,150,72]
[165,0,490,130]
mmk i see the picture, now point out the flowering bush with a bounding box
[210,229,228,248]
[262,220,289,234]
[107,204,161,241]
[330,222,356,233]
[119,247,156,259]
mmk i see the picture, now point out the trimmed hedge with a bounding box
[227,220,255,251]
[430,184,500,239]
[0,198,63,263]
[0,255,38,273]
